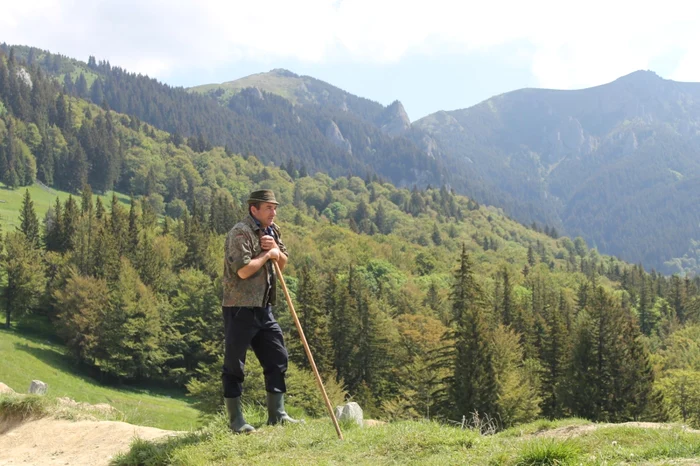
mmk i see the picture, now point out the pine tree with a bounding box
[330,269,358,385]
[80,184,94,215]
[2,232,45,328]
[127,197,139,259]
[110,194,128,256]
[432,223,442,246]
[540,291,569,418]
[61,195,79,251]
[638,275,655,336]
[374,202,387,234]
[293,264,334,376]
[564,310,598,419]
[43,198,63,252]
[90,221,121,281]
[501,267,514,326]
[75,73,88,98]
[95,197,105,220]
[18,189,40,246]
[448,245,498,418]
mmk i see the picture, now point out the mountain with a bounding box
[191,68,434,183]
[5,42,699,274]
[2,45,444,192]
[191,68,411,131]
[415,70,700,274]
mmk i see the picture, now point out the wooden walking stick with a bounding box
[273,261,344,440]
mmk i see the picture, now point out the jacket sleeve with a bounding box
[226,229,253,273]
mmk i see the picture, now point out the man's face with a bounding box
[251,202,277,228]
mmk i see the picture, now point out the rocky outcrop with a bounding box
[379,100,411,137]
[325,120,352,154]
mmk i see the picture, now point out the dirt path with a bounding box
[0,418,179,466]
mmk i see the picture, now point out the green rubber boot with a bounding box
[266,392,302,425]
[224,397,255,433]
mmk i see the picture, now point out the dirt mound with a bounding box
[0,418,178,466]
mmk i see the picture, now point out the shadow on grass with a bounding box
[111,430,211,466]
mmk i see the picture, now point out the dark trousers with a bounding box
[221,306,288,399]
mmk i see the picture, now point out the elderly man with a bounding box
[221,189,299,433]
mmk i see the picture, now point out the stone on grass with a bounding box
[28,380,48,395]
[334,402,363,427]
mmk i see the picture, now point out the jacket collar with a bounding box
[246,214,274,235]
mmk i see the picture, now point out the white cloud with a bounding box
[2,0,700,89]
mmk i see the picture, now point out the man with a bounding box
[221,189,300,433]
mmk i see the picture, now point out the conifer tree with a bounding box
[540,291,569,418]
[43,198,63,252]
[293,264,333,375]
[18,189,40,246]
[127,197,139,259]
[432,223,442,246]
[500,267,514,326]
[2,232,45,328]
[61,195,79,252]
[95,197,105,220]
[330,268,358,385]
[110,194,128,256]
[80,184,94,215]
[448,245,498,418]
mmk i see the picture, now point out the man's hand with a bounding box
[260,235,276,251]
[267,248,281,261]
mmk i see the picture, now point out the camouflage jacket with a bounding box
[222,215,289,308]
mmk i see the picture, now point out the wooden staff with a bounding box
[273,261,344,440]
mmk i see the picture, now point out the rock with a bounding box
[379,101,411,137]
[0,382,15,395]
[334,401,363,427]
[325,120,352,154]
[16,67,33,88]
[28,380,48,395]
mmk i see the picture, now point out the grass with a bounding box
[0,394,51,422]
[189,71,303,104]
[111,415,700,466]
[0,182,130,230]
[0,328,200,430]
[111,417,700,466]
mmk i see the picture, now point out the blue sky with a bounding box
[2,0,698,121]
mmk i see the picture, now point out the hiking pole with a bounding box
[273,261,344,440]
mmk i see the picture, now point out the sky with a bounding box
[2,0,700,121]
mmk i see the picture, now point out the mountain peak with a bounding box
[269,68,298,78]
[614,69,663,84]
[379,100,411,137]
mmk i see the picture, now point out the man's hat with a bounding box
[247,189,279,205]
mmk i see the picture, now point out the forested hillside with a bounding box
[2,44,444,191]
[2,46,700,430]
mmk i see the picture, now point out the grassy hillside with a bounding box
[0,182,130,230]
[114,416,700,465]
[190,70,303,104]
[0,328,200,430]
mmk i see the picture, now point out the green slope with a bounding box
[0,182,130,230]
[0,329,200,430]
